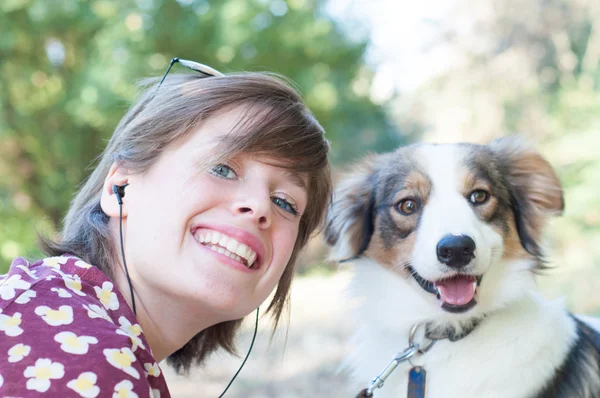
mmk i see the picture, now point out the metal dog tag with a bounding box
[407,366,426,398]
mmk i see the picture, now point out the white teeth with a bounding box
[194,230,258,268]
[234,243,251,259]
[226,239,239,254]
[248,252,257,267]
[219,235,228,247]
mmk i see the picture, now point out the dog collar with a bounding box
[424,316,484,342]
[356,318,484,398]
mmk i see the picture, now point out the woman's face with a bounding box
[120,107,308,320]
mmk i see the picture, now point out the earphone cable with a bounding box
[119,201,137,316]
[219,307,260,397]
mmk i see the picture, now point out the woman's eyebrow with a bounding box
[284,171,308,191]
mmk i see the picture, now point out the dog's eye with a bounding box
[395,199,419,215]
[469,190,490,205]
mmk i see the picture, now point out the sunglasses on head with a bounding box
[152,57,224,98]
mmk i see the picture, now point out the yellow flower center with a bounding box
[111,351,132,368]
[99,290,112,305]
[117,388,129,398]
[47,309,68,322]
[47,258,60,268]
[65,335,82,348]
[74,377,94,391]
[5,315,21,327]
[34,367,52,380]
[68,279,82,291]
[127,325,142,336]
[10,345,27,356]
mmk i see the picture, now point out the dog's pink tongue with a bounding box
[435,275,476,305]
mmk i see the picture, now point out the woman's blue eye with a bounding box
[210,164,237,179]
[272,197,299,216]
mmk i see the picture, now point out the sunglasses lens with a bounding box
[153,58,223,99]
[178,59,224,77]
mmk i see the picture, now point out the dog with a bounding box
[325,136,600,398]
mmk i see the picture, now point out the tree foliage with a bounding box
[0,0,404,268]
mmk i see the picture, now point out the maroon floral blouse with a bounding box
[0,255,171,397]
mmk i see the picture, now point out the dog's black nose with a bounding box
[436,235,476,268]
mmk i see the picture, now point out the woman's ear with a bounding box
[100,163,131,218]
[324,155,380,262]
[490,135,564,258]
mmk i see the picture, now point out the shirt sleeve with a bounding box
[0,278,153,398]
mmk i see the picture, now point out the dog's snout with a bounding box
[436,235,476,268]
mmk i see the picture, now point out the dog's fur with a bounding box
[325,136,600,398]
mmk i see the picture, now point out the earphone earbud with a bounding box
[112,182,136,316]
[112,183,129,205]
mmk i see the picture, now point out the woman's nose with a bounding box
[232,192,272,229]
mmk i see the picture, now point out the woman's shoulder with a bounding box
[0,255,140,339]
[0,256,170,397]
[1,255,113,310]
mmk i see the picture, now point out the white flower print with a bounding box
[94,282,120,311]
[116,329,145,352]
[8,343,31,362]
[24,358,65,392]
[42,256,70,269]
[67,372,100,398]
[35,305,74,326]
[143,362,161,378]
[0,274,31,300]
[16,264,38,279]
[104,348,140,379]
[82,303,113,323]
[51,287,72,298]
[0,312,23,336]
[63,274,86,297]
[14,289,36,304]
[118,317,142,336]
[74,259,92,269]
[116,317,145,351]
[113,380,138,398]
[0,373,3,388]
[54,331,98,355]
[150,388,161,398]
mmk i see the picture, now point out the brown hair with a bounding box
[40,71,332,373]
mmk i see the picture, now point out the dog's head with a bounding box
[325,136,563,322]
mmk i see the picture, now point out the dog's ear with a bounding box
[324,155,379,262]
[490,135,564,258]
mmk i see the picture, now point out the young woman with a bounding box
[0,59,332,397]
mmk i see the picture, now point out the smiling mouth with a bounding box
[407,266,483,313]
[193,229,259,268]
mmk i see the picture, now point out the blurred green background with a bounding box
[1,0,598,319]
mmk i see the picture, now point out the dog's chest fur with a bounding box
[345,264,578,398]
